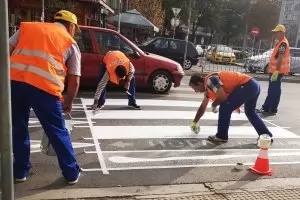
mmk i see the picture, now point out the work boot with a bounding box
[128,103,142,110]
[207,135,228,143]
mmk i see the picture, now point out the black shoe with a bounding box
[256,108,268,114]
[128,104,142,110]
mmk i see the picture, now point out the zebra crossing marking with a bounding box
[80,97,300,173]
[91,126,299,139]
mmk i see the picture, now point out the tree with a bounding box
[129,0,165,32]
[44,0,77,22]
[245,0,280,40]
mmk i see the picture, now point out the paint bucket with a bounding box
[40,113,73,156]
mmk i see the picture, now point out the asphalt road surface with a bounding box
[15,76,300,199]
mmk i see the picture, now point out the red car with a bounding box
[75,25,185,94]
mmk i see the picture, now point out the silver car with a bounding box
[245,47,300,74]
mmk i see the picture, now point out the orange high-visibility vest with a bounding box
[10,22,75,100]
[205,71,252,113]
[103,51,130,84]
[269,37,290,74]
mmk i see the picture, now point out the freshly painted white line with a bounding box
[87,110,244,120]
[82,98,205,108]
[92,126,298,139]
[94,149,300,154]
[81,98,109,175]
[109,151,300,163]
[171,87,194,92]
[80,161,300,172]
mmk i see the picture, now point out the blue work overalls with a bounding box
[11,81,80,181]
[217,78,273,140]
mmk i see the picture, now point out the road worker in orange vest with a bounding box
[9,10,81,184]
[91,50,141,111]
[189,71,273,144]
[257,24,290,115]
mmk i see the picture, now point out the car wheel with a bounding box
[183,58,192,70]
[150,70,172,94]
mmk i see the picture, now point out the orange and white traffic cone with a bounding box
[249,148,273,176]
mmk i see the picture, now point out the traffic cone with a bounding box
[249,148,273,176]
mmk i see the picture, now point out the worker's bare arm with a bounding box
[193,96,209,123]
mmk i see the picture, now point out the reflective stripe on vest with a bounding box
[11,62,65,90]
[12,49,66,76]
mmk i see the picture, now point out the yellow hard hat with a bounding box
[54,10,80,32]
[272,24,286,33]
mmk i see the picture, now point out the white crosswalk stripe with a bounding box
[80,98,298,139]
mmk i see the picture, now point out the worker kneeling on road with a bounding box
[189,71,273,143]
[91,50,141,110]
[9,10,81,184]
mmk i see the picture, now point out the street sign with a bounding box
[171,17,180,27]
[251,27,260,37]
[172,7,181,17]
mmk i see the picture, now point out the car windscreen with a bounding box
[217,46,233,53]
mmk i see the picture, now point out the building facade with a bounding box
[8,0,115,36]
[278,0,300,47]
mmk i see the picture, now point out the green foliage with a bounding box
[44,0,76,22]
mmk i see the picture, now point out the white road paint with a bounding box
[80,161,300,172]
[81,98,109,175]
[87,110,245,120]
[30,140,97,153]
[108,151,300,163]
[98,149,300,153]
[82,98,205,108]
[92,126,298,139]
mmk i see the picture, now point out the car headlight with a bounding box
[177,64,184,73]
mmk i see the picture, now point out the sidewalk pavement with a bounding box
[17,178,300,200]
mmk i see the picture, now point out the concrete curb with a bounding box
[184,71,300,83]
[16,178,300,200]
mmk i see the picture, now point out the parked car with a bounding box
[74,26,184,94]
[211,45,236,64]
[245,47,300,74]
[138,37,199,70]
[195,45,204,56]
[205,44,226,61]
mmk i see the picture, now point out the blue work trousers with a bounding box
[11,81,80,181]
[262,73,284,113]
[97,63,136,106]
[217,78,273,140]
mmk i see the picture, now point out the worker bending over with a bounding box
[91,50,141,110]
[189,71,273,143]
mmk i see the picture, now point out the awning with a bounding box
[107,9,159,32]
[80,0,114,14]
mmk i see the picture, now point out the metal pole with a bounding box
[0,0,14,199]
[183,0,192,67]
[117,0,122,33]
[252,36,256,55]
[41,0,45,22]
[242,23,248,51]
[173,27,175,39]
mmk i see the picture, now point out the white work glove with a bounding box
[190,122,200,134]
[212,106,219,113]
